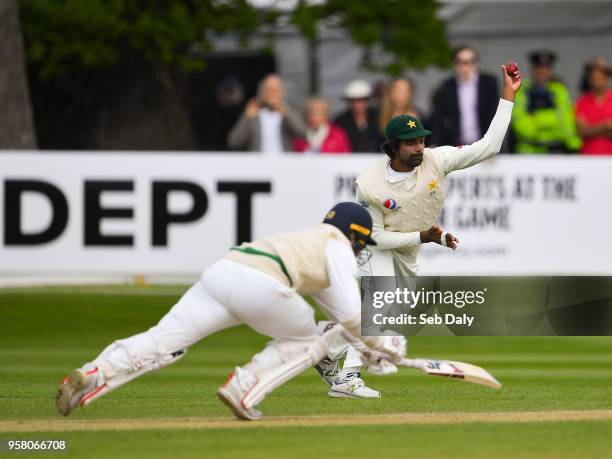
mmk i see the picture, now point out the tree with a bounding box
[19,0,277,149]
[21,0,449,81]
[20,0,274,80]
[290,0,451,76]
[0,0,37,149]
[17,0,450,149]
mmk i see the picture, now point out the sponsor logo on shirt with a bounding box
[383,198,400,210]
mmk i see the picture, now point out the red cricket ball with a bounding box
[506,60,519,77]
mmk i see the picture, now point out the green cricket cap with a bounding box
[384,114,431,140]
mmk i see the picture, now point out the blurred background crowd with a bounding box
[1,0,611,155]
[216,49,612,155]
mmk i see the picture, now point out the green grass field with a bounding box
[1,286,611,458]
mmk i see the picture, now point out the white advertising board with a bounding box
[1,153,610,279]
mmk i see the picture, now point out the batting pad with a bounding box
[241,325,343,410]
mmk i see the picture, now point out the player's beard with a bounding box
[398,151,423,169]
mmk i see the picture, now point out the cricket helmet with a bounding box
[323,202,377,250]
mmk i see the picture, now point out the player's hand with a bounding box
[379,335,407,362]
[444,232,459,251]
[338,320,406,366]
[420,224,459,251]
[358,344,400,376]
[501,64,522,101]
[364,334,407,364]
[361,334,404,375]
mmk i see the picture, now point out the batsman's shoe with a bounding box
[314,357,339,387]
[217,368,263,421]
[55,365,106,416]
[328,372,381,399]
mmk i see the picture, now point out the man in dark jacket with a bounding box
[429,45,499,147]
[334,80,384,153]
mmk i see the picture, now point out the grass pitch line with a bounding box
[2,410,612,432]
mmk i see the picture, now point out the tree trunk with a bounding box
[0,0,37,149]
[307,36,319,96]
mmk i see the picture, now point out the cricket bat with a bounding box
[398,358,502,389]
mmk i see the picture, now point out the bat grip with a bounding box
[398,358,426,370]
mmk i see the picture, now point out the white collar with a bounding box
[385,160,416,183]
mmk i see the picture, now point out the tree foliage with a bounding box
[19,0,273,79]
[292,0,451,75]
[20,0,450,80]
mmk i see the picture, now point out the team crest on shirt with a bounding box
[383,198,400,210]
[427,179,438,196]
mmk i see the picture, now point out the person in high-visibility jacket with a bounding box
[512,50,582,154]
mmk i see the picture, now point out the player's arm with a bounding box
[357,188,458,250]
[358,187,420,250]
[311,239,406,364]
[440,64,522,173]
[310,239,361,324]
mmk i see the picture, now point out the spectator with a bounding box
[512,50,581,153]
[378,78,421,135]
[334,80,384,153]
[579,57,608,94]
[575,59,612,155]
[429,45,499,147]
[293,98,351,154]
[227,74,306,153]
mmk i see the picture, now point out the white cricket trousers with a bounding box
[341,246,417,370]
[89,259,319,393]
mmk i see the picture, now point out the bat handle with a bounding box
[398,358,427,370]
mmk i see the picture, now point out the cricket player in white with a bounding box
[55,202,406,420]
[318,63,523,397]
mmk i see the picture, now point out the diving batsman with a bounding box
[56,202,406,420]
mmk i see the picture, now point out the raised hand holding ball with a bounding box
[506,60,519,78]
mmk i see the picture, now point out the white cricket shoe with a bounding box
[217,367,263,421]
[55,365,106,416]
[314,357,339,386]
[328,371,381,399]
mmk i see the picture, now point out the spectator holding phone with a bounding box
[228,74,306,154]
